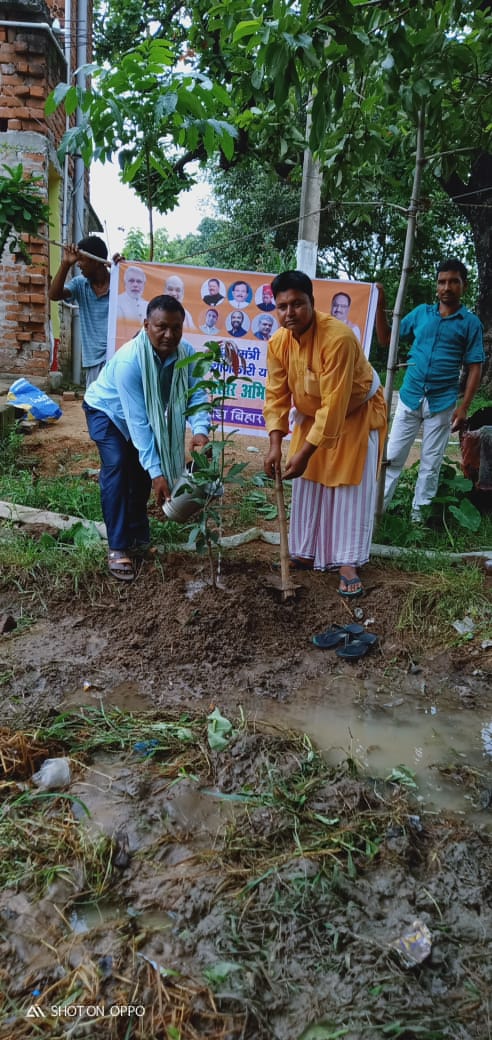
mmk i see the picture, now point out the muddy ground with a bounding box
[0,399,492,1039]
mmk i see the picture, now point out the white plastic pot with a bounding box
[162,471,224,523]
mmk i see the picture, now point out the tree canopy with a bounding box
[49,0,492,324]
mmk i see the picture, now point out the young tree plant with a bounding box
[176,340,249,587]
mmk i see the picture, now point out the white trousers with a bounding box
[384,397,454,516]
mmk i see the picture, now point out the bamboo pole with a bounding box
[48,237,113,268]
[375,109,426,519]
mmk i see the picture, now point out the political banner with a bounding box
[108,262,378,437]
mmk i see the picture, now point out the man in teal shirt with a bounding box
[376,259,484,520]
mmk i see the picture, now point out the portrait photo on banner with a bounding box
[108,262,379,437]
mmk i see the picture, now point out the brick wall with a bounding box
[0,1,87,385]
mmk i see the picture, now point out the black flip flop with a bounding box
[311,622,365,649]
[312,630,348,649]
[356,632,379,647]
[336,639,370,660]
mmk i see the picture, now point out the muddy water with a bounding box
[61,677,492,823]
[69,901,173,934]
[271,678,492,821]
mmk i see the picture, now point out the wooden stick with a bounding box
[275,467,296,601]
[47,237,113,268]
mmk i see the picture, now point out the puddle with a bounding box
[60,680,155,713]
[69,901,173,934]
[270,678,492,820]
[70,752,235,850]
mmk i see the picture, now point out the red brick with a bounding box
[30,294,46,305]
[17,295,31,305]
[13,42,28,53]
[7,120,21,129]
[16,332,32,342]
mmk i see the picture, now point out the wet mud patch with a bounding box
[0,709,491,1039]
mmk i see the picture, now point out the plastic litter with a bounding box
[32,757,71,790]
[133,740,160,757]
[7,378,62,423]
[452,616,475,635]
[390,919,432,966]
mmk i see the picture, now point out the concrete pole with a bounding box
[296,108,322,278]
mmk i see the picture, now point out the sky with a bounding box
[90,160,213,256]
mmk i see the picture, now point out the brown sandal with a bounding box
[108,550,135,582]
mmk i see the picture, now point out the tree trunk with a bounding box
[442,152,492,391]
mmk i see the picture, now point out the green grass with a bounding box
[1,425,490,595]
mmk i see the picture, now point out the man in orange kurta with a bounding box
[263,270,387,597]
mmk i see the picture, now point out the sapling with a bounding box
[176,340,250,586]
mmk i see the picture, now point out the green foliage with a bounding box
[91,0,492,328]
[176,340,250,584]
[376,457,491,552]
[46,39,237,255]
[0,164,50,263]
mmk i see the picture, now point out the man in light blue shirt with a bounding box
[376,259,484,520]
[49,236,112,387]
[84,295,210,581]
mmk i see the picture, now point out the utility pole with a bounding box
[296,107,322,278]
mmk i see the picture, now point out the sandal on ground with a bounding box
[108,550,135,582]
[336,639,370,660]
[129,544,156,561]
[338,574,364,599]
[311,622,365,649]
[356,632,379,647]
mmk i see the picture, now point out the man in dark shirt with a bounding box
[203,278,225,306]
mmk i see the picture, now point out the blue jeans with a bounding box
[83,403,151,551]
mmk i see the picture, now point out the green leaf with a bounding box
[232,19,263,43]
[71,521,102,547]
[203,961,241,987]
[386,765,418,790]
[207,707,235,751]
[448,500,482,532]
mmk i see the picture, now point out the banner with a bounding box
[108,262,378,437]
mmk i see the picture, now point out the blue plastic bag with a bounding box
[7,378,62,423]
